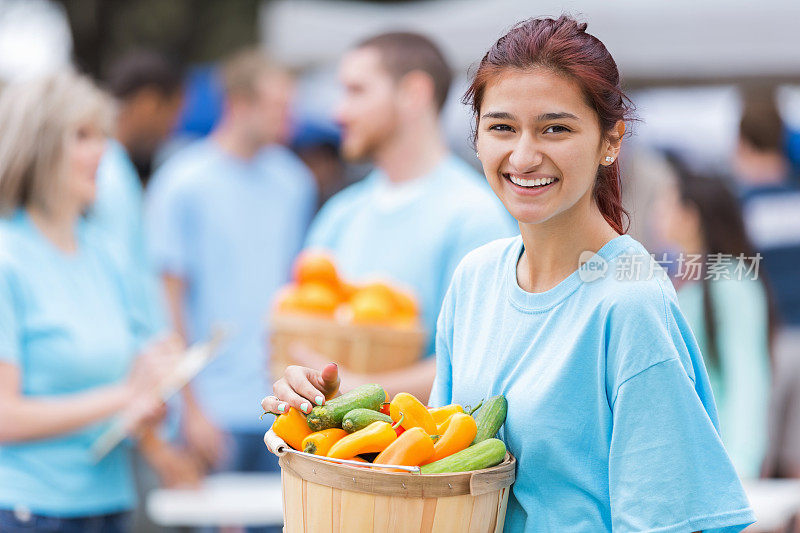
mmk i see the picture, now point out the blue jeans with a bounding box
[221,431,281,474]
[0,509,130,532]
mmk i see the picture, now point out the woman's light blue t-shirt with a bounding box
[430,235,755,533]
[0,211,144,516]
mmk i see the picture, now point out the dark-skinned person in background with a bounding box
[90,51,202,491]
[733,91,800,327]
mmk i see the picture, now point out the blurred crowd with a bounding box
[0,21,799,533]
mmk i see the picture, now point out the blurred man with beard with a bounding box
[302,33,515,400]
[146,49,316,491]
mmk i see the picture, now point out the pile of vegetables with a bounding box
[270,384,508,473]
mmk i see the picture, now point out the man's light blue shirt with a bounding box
[146,139,316,431]
[431,235,755,533]
[0,211,145,516]
[306,155,516,353]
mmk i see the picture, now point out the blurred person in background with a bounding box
[0,71,180,532]
[146,48,316,498]
[290,118,346,208]
[656,168,773,479]
[103,50,185,184]
[92,50,184,343]
[297,32,516,401]
[734,91,800,327]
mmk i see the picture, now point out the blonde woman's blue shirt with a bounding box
[430,235,755,533]
[306,155,516,353]
[0,211,146,516]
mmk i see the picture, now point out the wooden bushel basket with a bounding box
[269,433,515,533]
[268,313,427,377]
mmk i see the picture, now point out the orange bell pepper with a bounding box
[272,407,312,450]
[423,412,477,464]
[374,427,435,470]
[437,414,454,434]
[327,420,399,459]
[390,392,437,434]
[428,404,464,425]
[302,428,348,456]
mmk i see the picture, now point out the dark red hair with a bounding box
[463,15,633,234]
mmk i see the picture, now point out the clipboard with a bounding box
[90,329,227,462]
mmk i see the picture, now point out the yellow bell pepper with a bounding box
[302,428,348,456]
[327,421,398,459]
[428,404,463,425]
[390,392,437,434]
[272,407,312,450]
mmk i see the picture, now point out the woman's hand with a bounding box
[126,336,182,398]
[122,336,182,434]
[262,345,341,415]
[140,431,204,488]
[182,399,225,470]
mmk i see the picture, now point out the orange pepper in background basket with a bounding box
[326,420,399,459]
[373,427,435,470]
[302,428,347,456]
[423,412,477,465]
[390,392,437,434]
[272,408,312,450]
[428,404,464,425]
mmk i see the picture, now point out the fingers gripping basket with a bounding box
[267,432,515,533]
[269,314,427,377]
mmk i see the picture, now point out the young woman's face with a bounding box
[476,67,618,225]
[62,121,106,211]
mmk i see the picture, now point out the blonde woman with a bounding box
[0,72,178,532]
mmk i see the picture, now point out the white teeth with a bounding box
[508,175,555,188]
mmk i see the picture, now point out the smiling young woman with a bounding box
[431,16,755,531]
[264,15,755,533]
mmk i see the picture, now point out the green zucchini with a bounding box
[306,384,386,431]
[420,438,507,474]
[342,408,392,433]
[472,395,507,444]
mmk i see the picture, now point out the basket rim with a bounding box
[279,450,516,498]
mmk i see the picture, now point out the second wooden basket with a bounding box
[268,313,427,377]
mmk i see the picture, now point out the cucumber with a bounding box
[472,395,507,444]
[342,408,392,433]
[306,384,386,431]
[420,438,506,474]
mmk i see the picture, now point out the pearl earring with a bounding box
[605,156,613,163]
[476,151,480,159]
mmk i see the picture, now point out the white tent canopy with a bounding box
[261,0,800,82]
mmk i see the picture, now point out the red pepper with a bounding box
[379,402,391,416]
[395,425,406,437]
